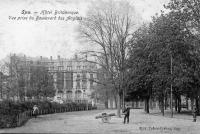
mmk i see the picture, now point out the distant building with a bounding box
[9,53,97,104]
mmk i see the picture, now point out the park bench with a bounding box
[95,113,116,123]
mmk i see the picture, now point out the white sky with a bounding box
[0,0,169,60]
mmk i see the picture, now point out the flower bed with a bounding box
[0,100,97,128]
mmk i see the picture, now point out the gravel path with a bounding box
[1,109,200,134]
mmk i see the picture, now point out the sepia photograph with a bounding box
[0,0,200,133]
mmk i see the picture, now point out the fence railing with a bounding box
[15,105,96,127]
[16,111,31,127]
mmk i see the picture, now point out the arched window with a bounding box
[66,91,72,100]
[75,90,82,102]
[57,90,63,98]
[82,73,87,89]
[76,74,80,89]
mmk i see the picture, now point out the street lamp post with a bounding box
[170,53,173,118]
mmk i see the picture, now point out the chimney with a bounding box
[50,56,52,60]
[58,55,60,60]
[75,54,78,60]
[85,54,87,61]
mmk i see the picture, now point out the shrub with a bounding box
[0,100,96,128]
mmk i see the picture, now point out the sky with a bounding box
[0,0,170,60]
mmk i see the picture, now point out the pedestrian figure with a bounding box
[193,107,197,122]
[123,105,130,124]
[33,105,39,118]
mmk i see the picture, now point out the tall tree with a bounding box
[78,0,139,116]
[127,8,200,114]
[127,24,156,113]
[165,0,200,112]
[0,54,55,101]
[29,65,55,99]
[165,0,200,35]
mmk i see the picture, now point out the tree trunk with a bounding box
[114,95,117,109]
[144,97,150,113]
[147,98,149,113]
[160,98,164,116]
[195,97,199,114]
[178,96,181,113]
[120,94,123,109]
[164,96,167,110]
[177,99,180,113]
[122,89,125,109]
[149,97,153,110]
[175,98,178,111]
[191,98,194,111]
[105,100,108,109]
[117,93,121,117]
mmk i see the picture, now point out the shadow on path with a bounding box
[148,109,196,121]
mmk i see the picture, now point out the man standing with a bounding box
[193,107,197,122]
[33,105,39,118]
[123,105,130,124]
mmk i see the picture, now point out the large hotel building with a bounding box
[10,54,97,104]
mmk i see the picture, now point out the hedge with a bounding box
[0,100,97,128]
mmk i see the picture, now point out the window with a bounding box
[82,73,87,89]
[58,66,63,71]
[75,90,82,100]
[65,72,73,90]
[90,65,93,69]
[77,74,80,80]
[60,61,64,66]
[76,74,80,89]
[90,73,93,79]
[82,73,87,80]
[67,66,72,71]
[66,91,72,100]
[83,66,87,70]
[49,66,54,71]
[57,72,64,90]
[77,66,81,70]
[49,61,54,65]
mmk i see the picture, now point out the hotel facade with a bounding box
[9,54,97,104]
